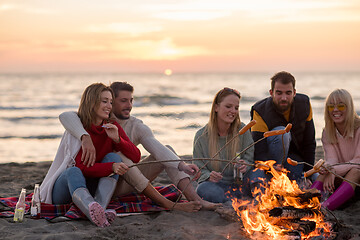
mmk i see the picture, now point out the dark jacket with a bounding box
[250,93,316,171]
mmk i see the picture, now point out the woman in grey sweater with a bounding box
[193,88,262,203]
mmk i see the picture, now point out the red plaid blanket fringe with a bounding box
[0,184,181,220]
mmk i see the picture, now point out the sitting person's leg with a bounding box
[267,127,305,181]
[52,166,87,204]
[159,145,221,209]
[52,167,109,227]
[322,168,360,210]
[267,126,291,166]
[196,181,226,203]
[285,153,304,182]
[94,153,123,223]
[115,148,219,210]
[243,168,267,199]
[310,174,326,191]
[113,152,152,196]
[114,152,202,212]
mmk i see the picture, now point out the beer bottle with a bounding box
[30,184,41,219]
[14,188,26,222]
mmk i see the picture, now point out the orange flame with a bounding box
[232,160,331,239]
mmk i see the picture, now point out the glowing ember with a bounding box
[232,160,332,239]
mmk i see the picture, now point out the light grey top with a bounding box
[193,122,254,184]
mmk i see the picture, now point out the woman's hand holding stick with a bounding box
[287,158,360,188]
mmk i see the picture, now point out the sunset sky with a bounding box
[1,0,359,73]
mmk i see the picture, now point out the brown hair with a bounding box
[271,71,296,91]
[78,83,114,129]
[110,82,134,98]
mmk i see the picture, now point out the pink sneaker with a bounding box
[88,202,110,227]
[105,209,117,224]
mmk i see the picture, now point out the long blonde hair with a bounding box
[205,88,241,170]
[324,89,360,144]
[78,83,114,129]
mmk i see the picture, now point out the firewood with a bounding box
[296,189,321,203]
[280,230,301,240]
[276,219,316,235]
[269,206,321,219]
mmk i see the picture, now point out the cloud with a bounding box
[155,10,230,21]
[0,3,55,15]
[110,37,211,60]
[85,22,163,37]
[0,37,211,61]
[0,4,17,11]
[143,0,360,22]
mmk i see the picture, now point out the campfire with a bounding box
[231,160,334,240]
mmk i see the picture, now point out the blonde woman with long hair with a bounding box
[193,88,259,203]
[311,89,360,210]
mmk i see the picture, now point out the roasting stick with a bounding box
[220,123,293,174]
[287,158,360,188]
[170,120,256,210]
[128,158,269,170]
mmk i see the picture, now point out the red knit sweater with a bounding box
[75,121,141,178]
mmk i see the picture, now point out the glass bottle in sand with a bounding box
[13,188,26,223]
[233,152,243,186]
[30,184,41,219]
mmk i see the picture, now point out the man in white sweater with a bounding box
[59,82,218,210]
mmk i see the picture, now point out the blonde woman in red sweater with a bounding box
[311,89,360,210]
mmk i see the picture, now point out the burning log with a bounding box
[275,219,316,235]
[269,206,321,219]
[296,189,321,203]
[274,189,321,206]
[280,230,302,240]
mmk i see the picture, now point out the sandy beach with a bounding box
[0,147,359,240]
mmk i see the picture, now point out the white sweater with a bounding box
[40,131,81,204]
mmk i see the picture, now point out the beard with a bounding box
[115,113,130,120]
[274,100,291,113]
[114,109,131,120]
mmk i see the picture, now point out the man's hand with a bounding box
[112,162,129,175]
[178,162,201,180]
[81,135,96,167]
[209,171,223,183]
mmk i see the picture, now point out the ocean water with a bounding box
[1,72,359,163]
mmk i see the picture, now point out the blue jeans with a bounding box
[267,126,303,181]
[196,170,256,203]
[196,181,235,203]
[52,152,122,204]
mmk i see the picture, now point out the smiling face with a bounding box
[328,101,347,126]
[215,94,240,125]
[270,81,296,113]
[113,90,133,120]
[94,90,113,125]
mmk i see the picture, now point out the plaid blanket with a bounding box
[0,184,181,220]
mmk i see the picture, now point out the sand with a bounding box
[0,147,359,240]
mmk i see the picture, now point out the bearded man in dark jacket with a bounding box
[250,71,316,182]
